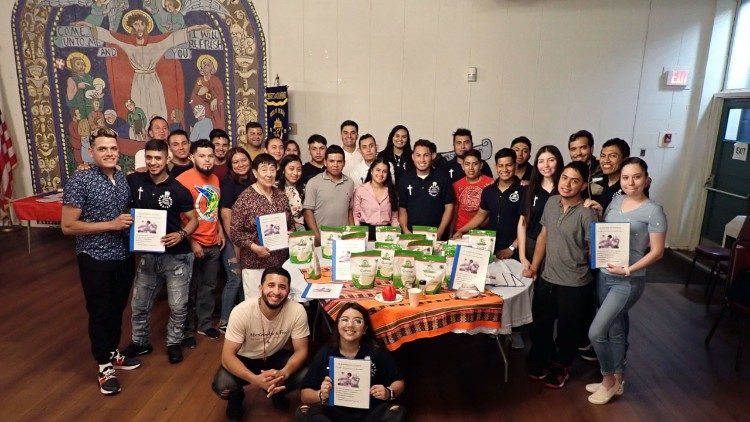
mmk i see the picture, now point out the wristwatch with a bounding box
[387,387,395,400]
[508,245,516,252]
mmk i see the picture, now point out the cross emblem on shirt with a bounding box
[407,185,413,195]
[533,195,538,207]
[449,168,454,178]
[138,186,143,200]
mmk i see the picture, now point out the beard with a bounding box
[197,166,214,177]
[262,293,287,310]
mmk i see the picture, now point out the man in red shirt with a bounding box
[451,149,493,234]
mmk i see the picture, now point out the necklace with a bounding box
[253,183,273,203]
[258,298,271,361]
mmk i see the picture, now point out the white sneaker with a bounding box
[585,381,625,394]
[510,332,525,350]
[588,381,622,404]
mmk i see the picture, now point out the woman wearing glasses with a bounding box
[296,302,405,421]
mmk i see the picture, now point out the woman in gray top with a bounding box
[585,157,667,405]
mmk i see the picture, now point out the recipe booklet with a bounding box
[590,222,630,268]
[329,357,372,409]
[129,208,167,253]
[301,283,343,299]
[331,236,367,281]
[449,245,491,291]
[256,212,289,251]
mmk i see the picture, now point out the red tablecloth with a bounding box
[322,279,503,351]
[12,192,64,222]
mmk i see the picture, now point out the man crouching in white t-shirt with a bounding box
[212,267,310,420]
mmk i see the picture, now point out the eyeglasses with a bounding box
[339,317,364,326]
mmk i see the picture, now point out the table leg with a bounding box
[312,301,335,342]
[27,221,31,254]
[494,334,509,383]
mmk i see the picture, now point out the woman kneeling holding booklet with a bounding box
[295,302,405,421]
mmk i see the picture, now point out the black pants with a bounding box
[527,276,592,368]
[212,349,306,403]
[295,402,405,422]
[77,253,135,364]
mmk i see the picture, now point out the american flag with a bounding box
[0,108,17,220]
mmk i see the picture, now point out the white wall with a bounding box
[0,0,735,248]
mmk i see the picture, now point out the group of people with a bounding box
[61,114,666,418]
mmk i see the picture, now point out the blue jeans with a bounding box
[220,239,243,323]
[588,272,645,375]
[131,253,194,346]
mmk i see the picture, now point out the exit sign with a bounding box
[664,69,690,87]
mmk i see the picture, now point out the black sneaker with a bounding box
[198,328,221,339]
[578,342,592,352]
[542,365,569,389]
[122,342,153,358]
[98,365,121,395]
[167,345,183,364]
[181,336,197,349]
[580,348,599,362]
[271,393,290,412]
[110,350,141,370]
[218,322,228,334]
[527,364,549,380]
[226,389,245,421]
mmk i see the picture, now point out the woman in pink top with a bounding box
[352,158,399,240]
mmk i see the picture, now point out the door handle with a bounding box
[705,187,748,199]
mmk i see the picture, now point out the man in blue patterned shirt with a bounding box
[62,128,142,396]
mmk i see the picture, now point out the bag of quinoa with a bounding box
[415,254,446,294]
[397,233,426,249]
[350,250,380,289]
[289,230,315,264]
[407,239,433,255]
[320,226,344,259]
[375,226,401,243]
[374,242,400,280]
[393,250,421,288]
[467,229,497,263]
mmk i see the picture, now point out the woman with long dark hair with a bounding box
[296,302,405,421]
[352,159,399,240]
[218,147,253,332]
[377,125,413,183]
[278,154,306,231]
[516,145,565,274]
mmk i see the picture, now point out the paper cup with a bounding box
[408,288,421,307]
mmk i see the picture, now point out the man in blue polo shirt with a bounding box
[122,139,199,365]
[453,148,524,259]
[62,128,141,396]
[398,139,455,240]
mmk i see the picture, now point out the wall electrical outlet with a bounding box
[658,131,674,148]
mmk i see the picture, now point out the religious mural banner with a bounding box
[264,85,288,141]
[13,0,267,193]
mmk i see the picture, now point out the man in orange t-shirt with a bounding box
[177,139,225,347]
[452,149,493,234]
